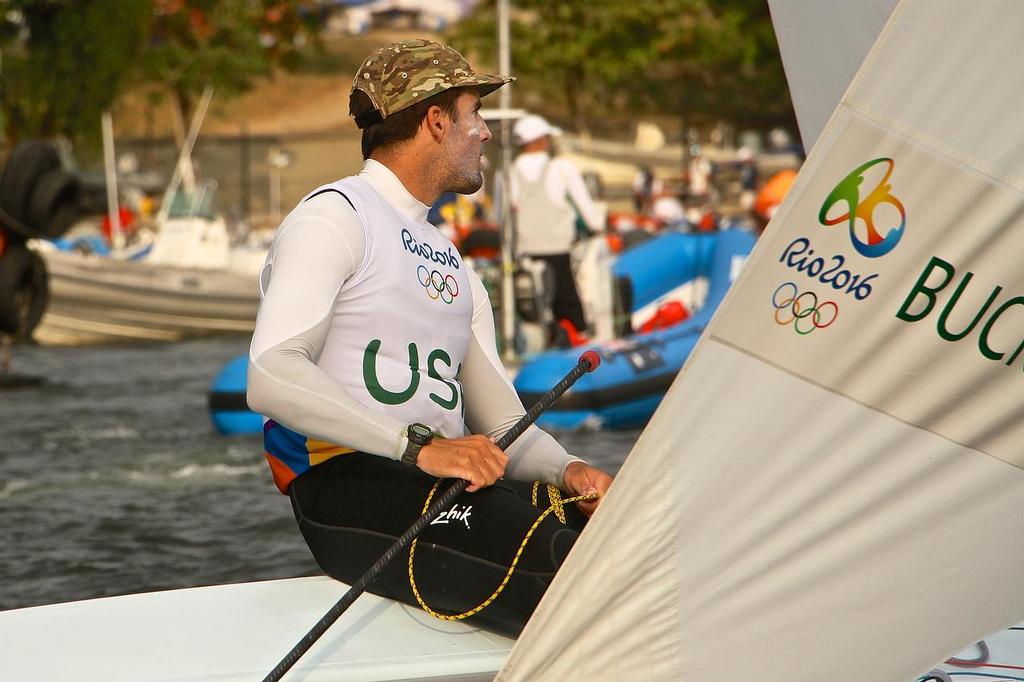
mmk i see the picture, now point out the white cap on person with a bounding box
[513,114,562,145]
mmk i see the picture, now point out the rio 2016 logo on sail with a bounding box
[772,282,838,335]
[777,158,906,303]
[820,157,906,258]
[773,158,905,333]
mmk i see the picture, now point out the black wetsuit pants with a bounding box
[289,453,587,637]
[526,252,588,334]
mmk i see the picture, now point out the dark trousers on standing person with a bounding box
[288,452,588,637]
[526,252,588,337]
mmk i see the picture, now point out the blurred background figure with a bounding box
[685,144,714,207]
[651,181,685,227]
[736,146,759,226]
[428,184,491,243]
[511,114,605,347]
[631,165,657,214]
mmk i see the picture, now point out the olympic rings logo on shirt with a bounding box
[417,265,460,304]
[771,282,838,334]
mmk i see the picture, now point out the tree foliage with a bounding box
[142,0,318,124]
[450,0,795,135]
[0,0,151,144]
[0,0,320,146]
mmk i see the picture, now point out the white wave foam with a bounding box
[170,463,262,479]
[124,463,263,484]
[0,479,32,500]
[48,425,140,442]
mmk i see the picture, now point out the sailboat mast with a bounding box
[156,86,214,225]
[497,0,516,361]
[101,111,124,251]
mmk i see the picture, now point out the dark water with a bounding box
[0,337,638,612]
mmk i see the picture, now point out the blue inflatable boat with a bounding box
[514,228,756,430]
[208,229,756,434]
[208,355,262,435]
[613,230,720,313]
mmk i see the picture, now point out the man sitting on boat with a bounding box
[247,39,613,637]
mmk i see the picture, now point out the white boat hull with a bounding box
[35,249,259,345]
[0,576,514,681]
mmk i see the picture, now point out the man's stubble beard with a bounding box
[445,163,484,195]
[441,119,485,195]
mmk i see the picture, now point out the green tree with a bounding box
[652,1,795,131]
[144,0,263,126]
[0,0,321,146]
[142,0,322,125]
[0,0,151,145]
[450,0,794,136]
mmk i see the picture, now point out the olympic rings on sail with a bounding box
[771,282,838,334]
[417,265,460,304]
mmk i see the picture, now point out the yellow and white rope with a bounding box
[531,481,567,524]
[408,480,594,621]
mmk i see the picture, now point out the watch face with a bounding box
[410,424,432,441]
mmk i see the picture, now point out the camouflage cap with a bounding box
[350,39,514,129]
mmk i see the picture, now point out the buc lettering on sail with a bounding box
[896,256,1024,372]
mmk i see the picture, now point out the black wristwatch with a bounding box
[401,423,434,466]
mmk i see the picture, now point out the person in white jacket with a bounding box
[511,115,606,343]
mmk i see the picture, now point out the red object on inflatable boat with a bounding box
[558,319,590,347]
[638,301,690,333]
[101,206,137,242]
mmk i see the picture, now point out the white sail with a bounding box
[498,1,1024,679]
[769,0,897,152]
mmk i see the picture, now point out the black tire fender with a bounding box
[0,141,62,234]
[0,243,49,337]
[27,169,81,238]
[0,140,80,240]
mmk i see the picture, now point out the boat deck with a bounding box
[0,576,514,681]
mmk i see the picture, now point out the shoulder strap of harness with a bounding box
[304,188,357,214]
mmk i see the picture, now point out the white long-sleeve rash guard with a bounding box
[248,160,581,487]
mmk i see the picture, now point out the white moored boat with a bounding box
[30,88,267,347]
[34,238,260,346]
